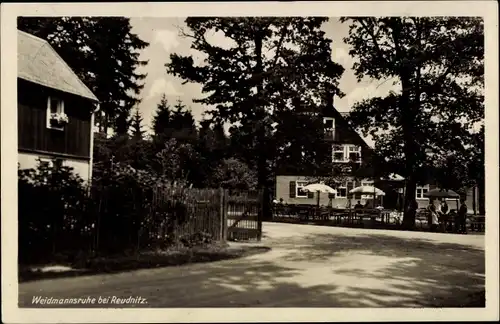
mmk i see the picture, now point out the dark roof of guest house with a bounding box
[17,30,98,102]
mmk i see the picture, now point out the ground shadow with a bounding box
[18,246,271,283]
[19,232,485,308]
[275,232,485,307]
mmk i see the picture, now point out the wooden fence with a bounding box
[224,189,263,241]
[18,183,264,264]
[151,187,263,243]
[148,186,224,244]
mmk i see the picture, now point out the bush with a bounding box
[179,231,214,248]
[19,158,222,265]
[18,159,91,264]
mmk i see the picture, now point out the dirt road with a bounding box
[19,222,485,307]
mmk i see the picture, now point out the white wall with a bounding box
[18,152,90,182]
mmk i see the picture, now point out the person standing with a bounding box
[427,199,439,232]
[458,199,468,234]
[440,199,450,231]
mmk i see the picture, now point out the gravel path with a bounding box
[19,222,485,308]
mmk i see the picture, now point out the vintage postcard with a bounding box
[1,1,499,323]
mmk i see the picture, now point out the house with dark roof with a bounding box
[17,30,99,181]
[275,97,382,209]
[275,96,480,214]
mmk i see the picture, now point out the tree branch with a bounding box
[272,23,289,69]
[357,18,391,68]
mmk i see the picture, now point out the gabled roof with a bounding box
[17,30,98,102]
[325,107,375,149]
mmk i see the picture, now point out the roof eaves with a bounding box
[18,30,99,103]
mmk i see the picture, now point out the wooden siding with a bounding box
[18,79,93,158]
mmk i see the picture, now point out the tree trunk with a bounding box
[402,177,417,229]
[478,175,485,215]
[254,27,272,221]
[400,73,418,229]
[389,20,419,230]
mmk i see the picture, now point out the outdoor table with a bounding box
[297,207,310,221]
[439,214,455,232]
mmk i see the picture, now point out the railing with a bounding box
[272,204,485,233]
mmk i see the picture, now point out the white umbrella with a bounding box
[350,186,386,213]
[303,183,337,194]
[303,183,337,207]
[350,185,385,196]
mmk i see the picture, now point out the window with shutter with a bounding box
[296,181,309,198]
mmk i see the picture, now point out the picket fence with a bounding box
[18,183,263,264]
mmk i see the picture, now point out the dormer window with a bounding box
[323,117,334,129]
[323,117,335,140]
[46,96,68,130]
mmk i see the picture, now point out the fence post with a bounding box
[220,188,228,241]
[219,187,223,241]
[258,189,263,241]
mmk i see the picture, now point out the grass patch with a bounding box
[19,243,271,283]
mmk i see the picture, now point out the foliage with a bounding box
[18,158,208,263]
[167,18,341,187]
[167,18,345,219]
[210,158,258,190]
[130,108,146,140]
[93,133,154,176]
[152,96,197,142]
[154,138,198,182]
[152,94,172,138]
[341,17,484,228]
[194,120,229,187]
[179,231,214,248]
[18,159,91,263]
[18,17,149,134]
[171,99,198,143]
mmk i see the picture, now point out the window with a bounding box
[348,145,362,162]
[324,118,335,140]
[39,158,51,169]
[38,157,64,170]
[333,145,345,162]
[332,144,362,163]
[416,185,429,199]
[52,158,63,170]
[323,117,334,129]
[296,181,308,198]
[46,96,67,130]
[336,182,347,198]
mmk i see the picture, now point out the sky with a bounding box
[129,17,399,145]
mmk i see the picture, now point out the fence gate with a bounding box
[223,189,263,241]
